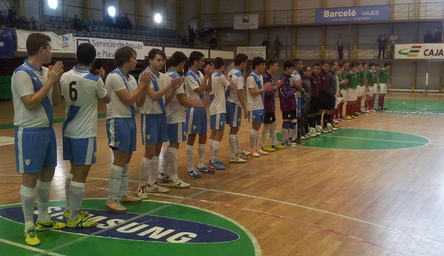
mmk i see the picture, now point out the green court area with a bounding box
[277,128,429,151]
[381,98,444,115]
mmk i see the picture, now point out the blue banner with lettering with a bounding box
[0,28,14,58]
[315,5,390,23]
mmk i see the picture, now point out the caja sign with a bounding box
[0,199,260,256]
[395,44,444,59]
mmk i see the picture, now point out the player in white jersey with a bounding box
[104,47,151,213]
[226,53,249,163]
[246,57,271,157]
[136,49,183,198]
[61,43,110,228]
[157,51,204,187]
[208,57,232,170]
[185,51,215,178]
[11,33,65,246]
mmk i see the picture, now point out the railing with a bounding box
[190,2,444,30]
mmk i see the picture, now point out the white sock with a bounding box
[108,165,123,202]
[148,156,159,186]
[282,128,289,142]
[160,147,168,176]
[21,185,35,229]
[250,129,256,150]
[197,144,205,168]
[167,147,179,181]
[139,157,150,187]
[65,173,73,210]
[236,135,241,154]
[118,163,129,198]
[186,145,194,171]
[254,130,260,150]
[212,141,220,162]
[68,181,85,221]
[291,122,298,139]
[262,123,271,147]
[229,134,237,158]
[36,180,51,222]
[209,139,213,161]
[270,122,277,145]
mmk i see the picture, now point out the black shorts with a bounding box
[309,97,319,114]
[282,110,297,120]
[319,93,336,110]
[264,112,276,124]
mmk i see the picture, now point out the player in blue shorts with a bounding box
[104,47,151,212]
[61,43,111,228]
[11,33,65,245]
[185,51,215,178]
[136,49,183,198]
[246,57,271,157]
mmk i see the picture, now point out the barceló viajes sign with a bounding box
[315,5,390,23]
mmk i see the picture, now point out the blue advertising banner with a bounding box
[0,28,14,58]
[315,5,390,23]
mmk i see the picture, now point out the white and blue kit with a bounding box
[105,68,138,153]
[246,71,265,123]
[61,66,108,165]
[140,67,168,145]
[165,69,187,144]
[12,59,56,173]
[291,70,303,117]
[226,68,244,128]
[209,72,229,130]
[185,69,207,134]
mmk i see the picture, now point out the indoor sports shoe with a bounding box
[105,200,127,213]
[137,186,148,199]
[120,195,142,203]
[168,178,191,188]
[187,170,201,179]
[263,145,276,152]
[351,115,358,119]
[251,150,260,157]
[315,125,323,133]
[345,115,353,120]
[208,160,226,170]
[63,209,90,219]
[36,219,66,231]
[284,140,296,148]
[326,123,333,132]
[157,173,167,182]
[272,144,286,150]
[309,127,317,137]
[230,156,247,163]
[240,149,251,157]
[215,160,224,165]
[300,136,306,140]
[146,184,169,193]
[197,166,215,174]
[257,149,268,155]
[24,227,40,246]
[67,215,98,228]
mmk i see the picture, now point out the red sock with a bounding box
[365,98,369,109]
[339,102,344,117]
[381,95,385,108]
[372,97,376,108]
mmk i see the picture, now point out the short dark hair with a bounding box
[76,43,96,66]
[330,60,338,67]
[350,62,357,68]
[375,63,380,67]
[301,65,310,73]
[267,59,278,69]
[148,48,166,61]
[384,62,390,67]
[203,60,212,68]
[170,51,187,67]
[321,61,330,66]
[313,63,320,68]
[283,61,294,70]
[362,62,367,66]
[235,53,248,66]
[214,57,225,69]
[252,56,266,69]
[114,46,137,67]
[369,63,375,68]
[189,51,204,65]
[26,33,51,56]
[292,58,301,65]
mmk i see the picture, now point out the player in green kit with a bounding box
[366,63,378,112]
[346,62,359,120]
[377,62,391,110]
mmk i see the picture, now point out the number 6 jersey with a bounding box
[60,66,108,138]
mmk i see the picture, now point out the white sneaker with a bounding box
[257,149,268,155]
[137,186,148,199]
[300,136,306,140]
[146,184,169,193]
[170,179,191,188]
[284,140,296,148]
[230,156,247,163]
[240,149,251,157]
[251,150,260,157]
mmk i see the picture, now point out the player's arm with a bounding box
[201,64,215,93]
[177,93,204,108]
[148,77,183,101]
[116,70,151,106]
[52,81,62,106]
[248,76,271,96]
[20,61,64,110]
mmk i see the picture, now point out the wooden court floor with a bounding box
[1,92,444,256]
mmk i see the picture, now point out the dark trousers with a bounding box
[298,103,309,136]
[338,46,343,59]
[378,46,385,59]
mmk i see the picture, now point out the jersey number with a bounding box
[69,81,78,101]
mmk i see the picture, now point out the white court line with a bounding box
[404,101,444,117]
[0,237,66,256]
[321,134,427,145]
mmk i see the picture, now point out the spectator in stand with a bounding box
[115,13,125,30]
[104,12,114,28]
[336,34,344,59]
[30,16,37,30]
[209,32,218,50]
[73,15,91,33]
[274,36,282,59]
[123,14,131,31]
[389,32,398,59]
[434,27,442,43]
[424,30,434,43]
[19,15,30,29]
[6,6,17,27]
[377,33,387,59]
[261,38,269,58]
[188,25,195,47]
